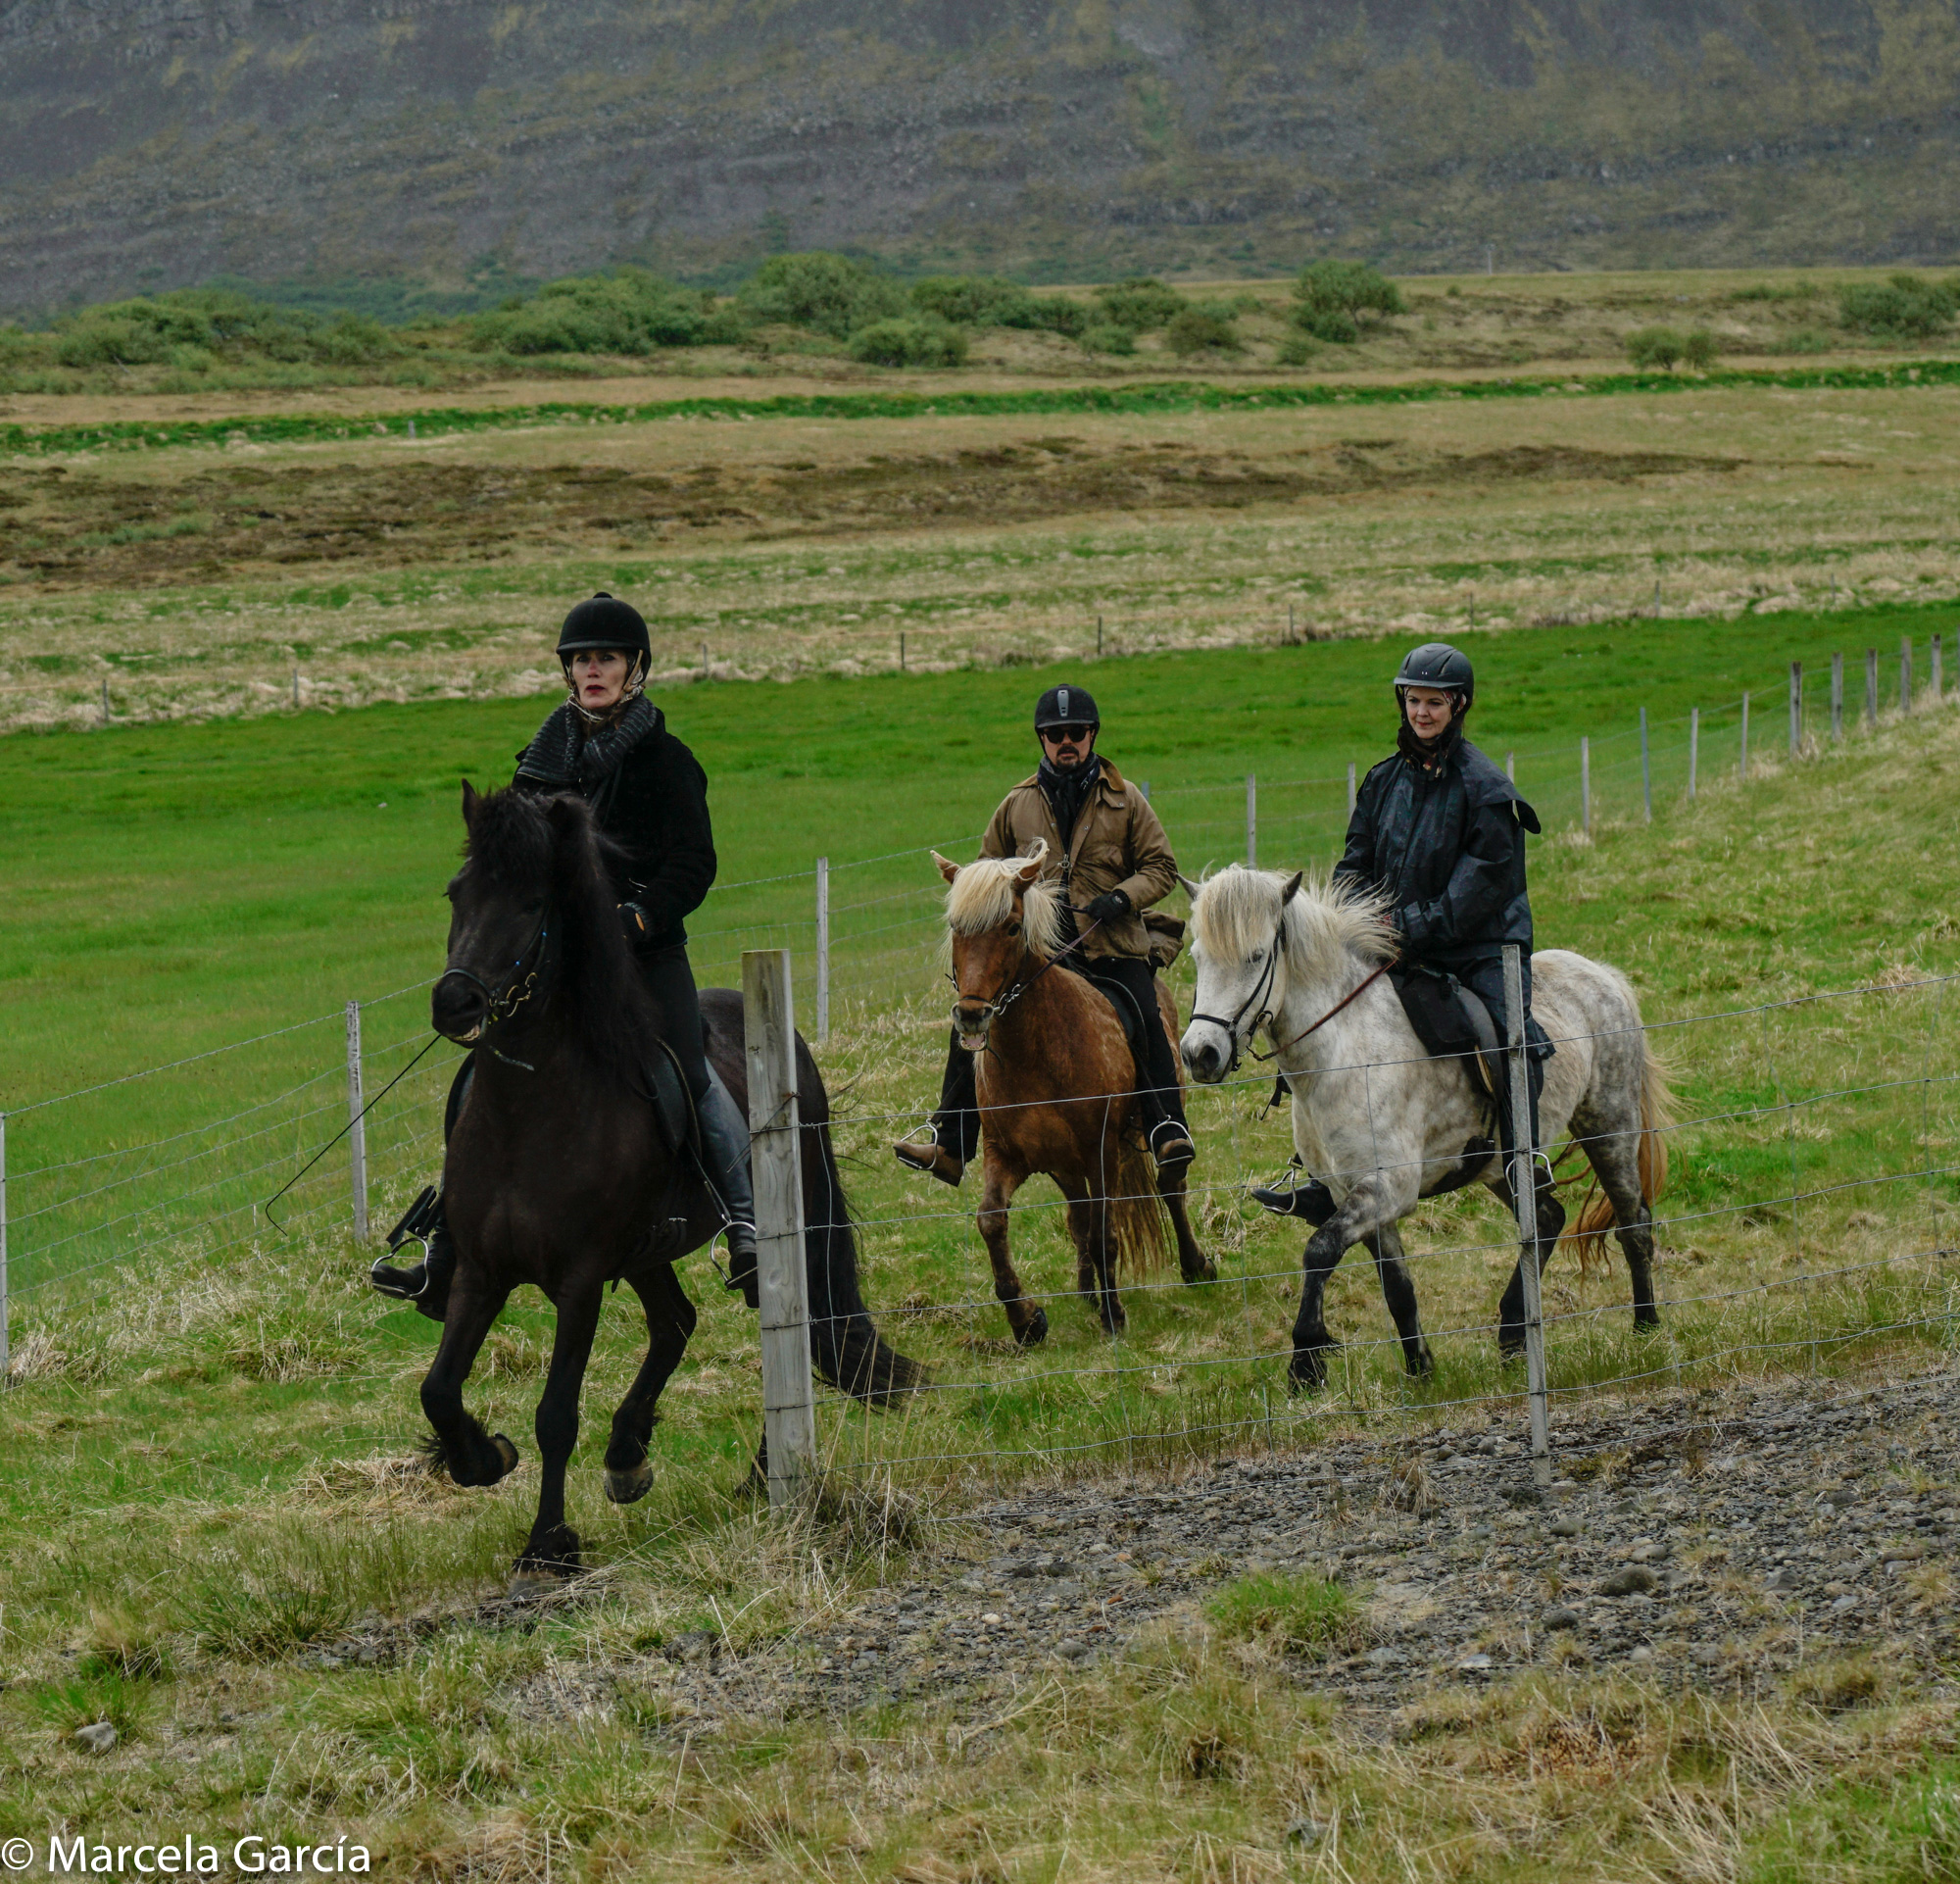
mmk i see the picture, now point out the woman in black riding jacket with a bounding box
[370,593,758,1318]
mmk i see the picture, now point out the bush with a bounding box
[738,252,903,339]
[1291,260,1403,345]
[1094,277,1187,332]
[1626,325,1685,370]
[1838,273,1959,340]
[908,274,1032,327]
[1023,296,1091,337]
[848,318,969,367]
[50,292,401,369]
[470,271,734,356]
[1164,306,1243,356]
[1082,322,1137,356]
[1682,328,1719,370]
[1275,330,1321,367]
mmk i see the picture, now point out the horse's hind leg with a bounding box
[979,1154,1047,1347]
[604,1264,699,1506]
[419,1272,519,1487]
[514,1277,606,1593]
[1497,1171,1568,1357]
[1159,1163,1216,1285]
[1062,1180,1123,1336]
[1587,1121,1661,1331]
[1369,1222,1433,1377]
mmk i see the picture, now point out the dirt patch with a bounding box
[0,440,1742,589]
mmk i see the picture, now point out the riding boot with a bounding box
[1250,1162,1339,1224]
[369,1186,456,1323]
[697,1065,760,1309]
[895,1030,979,1187]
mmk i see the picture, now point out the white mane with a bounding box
[944,854,1068,958]
[1190,867,1396,984]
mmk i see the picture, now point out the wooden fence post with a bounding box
[814,858,830,1045]
[1503,944,1550,1488]
[1689,709,1698,799]
[742,950,815,1510]
[1246,775,1257,868]
[1347,762,1357,813]
[1580,737,1591,833]
[1640,708,1651,821]
[1740,693,1750,779]
[1831,653,1843,742]
[1935,634,1944,704]
[1788,661,1802,757]
[345,1002,368,1242]
[1866,647,1878,728]
[1902,637,1914,715]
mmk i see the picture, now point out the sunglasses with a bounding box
[1043,723,1095,742]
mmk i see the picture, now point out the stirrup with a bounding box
[895,1130,965,1187]
[1250,1161,1337,1224]
[385,1185,440,1259]
[1149,1119,1196,1167]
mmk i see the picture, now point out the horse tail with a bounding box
[797,1043,928,1406]
[1110,1138,1171,1277]
[1561,1015,1674,1273]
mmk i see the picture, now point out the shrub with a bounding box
[1094,276,1187,332]
[909,274,1033,327]
[469,271,732,355]
[1682,328,1719,370]
[1164,306,1243,356]
[1275,330,1321,366]
[1626,325,1685,370]
[50,292,401,369]
[1838,273,1959,339]
[848,317,969,367]
[738,251,903,338]
[1291,260,1403,345]
[1082,322,1137,356]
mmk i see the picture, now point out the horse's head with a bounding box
[434,782,594,1043]
[934,840,1065,1052]
[1180,867,1302,1082]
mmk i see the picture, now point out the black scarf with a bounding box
[516,695,661,792]
[1038,753,1101,845]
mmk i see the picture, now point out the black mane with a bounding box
[464,786,662,1092]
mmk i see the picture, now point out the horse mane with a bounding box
[1191,866,1396,983]
[944,854,1067,958]
[463,786,661,1090]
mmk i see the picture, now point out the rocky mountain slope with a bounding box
[3,0,1958,312]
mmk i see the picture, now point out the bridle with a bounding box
[1190,897,1396,1073]
[437,904,552,1044]
[953,916,1105,1030]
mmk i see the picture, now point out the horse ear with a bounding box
[932,851,960,885]
[1176,870,1202,899]
[1011,836,1048,884]
[1281,870,1304,905]
[461,779,480,829]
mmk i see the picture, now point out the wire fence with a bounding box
[4,633,1957,1482]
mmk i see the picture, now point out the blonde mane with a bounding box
[1190,866,1396,984]
[942,852,1069,958]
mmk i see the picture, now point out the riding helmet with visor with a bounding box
[1034,682,1100,735]
[1393,641,1474,711]
[557,592,651,702]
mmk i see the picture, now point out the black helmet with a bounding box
[1394,642,1474,707]
[557,592,651,663]
[1034,682,1101,731]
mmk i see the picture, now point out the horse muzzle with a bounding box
[1180,1022,1234,1084]
[952,1002,992,1054]
[432,972,488,1044]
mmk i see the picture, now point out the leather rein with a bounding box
[1191,901,1396,1072]
[959,915,1106,1027]
[437,906,552,1045]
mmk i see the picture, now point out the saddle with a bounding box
[1390,965,1501,1101]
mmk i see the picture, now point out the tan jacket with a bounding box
[980,758,1178,961]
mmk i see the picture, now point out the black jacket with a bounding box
[514,705,716,951]
[1335,737,1540,967]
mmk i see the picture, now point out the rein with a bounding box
[436,906,551,1043]
[1251,958,1396,1062]
[961,916,1105,1026]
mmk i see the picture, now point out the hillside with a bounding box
[4,0,1960,312]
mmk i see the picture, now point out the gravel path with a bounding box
[636,1362,1960,1725]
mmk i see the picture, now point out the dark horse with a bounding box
[422,782,921,1592]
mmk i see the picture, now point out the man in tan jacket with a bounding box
[896,681,1196,1185]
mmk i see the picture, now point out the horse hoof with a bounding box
[489,1434,520,1483]
[507,1568,568,1603]
[1285,1362,1326,1397]
[605,1460,655,1506]
[1497,1337,1526,1363]
[1013,1307,1050,1349]
[1183,1261,1218,1285]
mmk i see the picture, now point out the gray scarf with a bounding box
[516,695,661,791]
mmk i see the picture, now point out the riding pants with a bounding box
[927,952,1190,1162]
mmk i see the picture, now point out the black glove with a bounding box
[619,902,649,943]
[1084,890,1131,927]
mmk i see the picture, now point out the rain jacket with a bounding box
[1335,737,1540,967]
[981,757,1177,962]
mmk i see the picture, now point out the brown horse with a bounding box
[934,842,1213,1343]
[424,783,919,1592]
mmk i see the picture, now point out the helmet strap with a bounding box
[563,650,649,724]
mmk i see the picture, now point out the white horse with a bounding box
[1179,868,1671,1390]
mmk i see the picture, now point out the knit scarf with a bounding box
[516,695,661,791]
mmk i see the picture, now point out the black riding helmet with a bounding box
[1034,682,1100,732]
[557,591,651,706]
[1394,642,1474,713]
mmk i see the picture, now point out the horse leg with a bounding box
[418,1271,519,1488]
[978,1154,1047,1347]
[1497,1175,1568,1357]
[513,1277,606,1592]
[1062,1180,1123,1337]
[604,1264,698,1507]
[1158,1161,1216,1284]
[1368,1221,1433,1377]
[1288,1189,1385,1393]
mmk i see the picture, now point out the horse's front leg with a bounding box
[1288,1176,1407,1393]
[418,1269,517,1486]
[1368,1221,1433,1377]
[1061,1179,1122,1336]
[978,1152,1046,1347]
[603,1264,699,1507]
[513,1276,606,1594]
[1158,1161,1216,1284]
